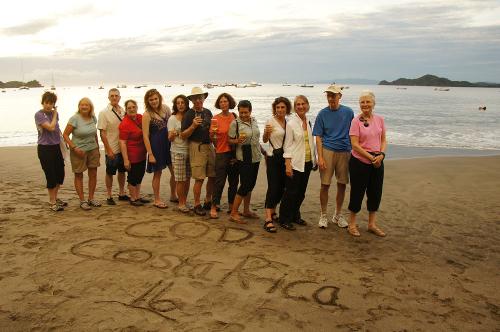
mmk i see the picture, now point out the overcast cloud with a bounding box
[0,0,499,85]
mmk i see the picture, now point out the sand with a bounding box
[0,146,499,331]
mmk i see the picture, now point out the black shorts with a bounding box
[37,144,65,189]
[128,160,146,186]
[105,153,126,175]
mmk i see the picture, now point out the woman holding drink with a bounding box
[209,93,239,219]
[228,100,261,224]
[262,97,292,232]
[167,94,191,212]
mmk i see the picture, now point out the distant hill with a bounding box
[379,74,500,88]
[0,80,43,88]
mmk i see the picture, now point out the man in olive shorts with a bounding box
[313,85,354,229]
[181,87,216,216]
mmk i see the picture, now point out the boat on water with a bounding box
[434,87,450,91]
[396,87,407,90]
[203,83,215,89]
[117,84,127,88]
[19,86,30,90]
[247,81,261,87]
[282,83,291,86]
[1,90,6,93]
[98,86,104,89]
[164,84,172,87]
[299,84,314,88]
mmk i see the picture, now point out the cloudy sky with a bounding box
[1,0,499,85]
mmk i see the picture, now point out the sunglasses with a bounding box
[359,116,369,127]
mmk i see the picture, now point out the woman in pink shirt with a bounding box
[347,90,387,237]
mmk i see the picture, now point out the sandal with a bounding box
[368,226,386,237]
[177,206,191,213]
[170,198,179,203]
[50,203,64,212]
[56,198,68,207]
[88,199,102,207]
[229,215,247,224]
[153,202,168,209]
[348,224,361,237]
[80,201,91,211]
[263,220,277,233]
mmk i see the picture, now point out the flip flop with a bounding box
[169,198,179,203]
[229,215,247,224]
[242,212,259,219]
[153,202,168,209]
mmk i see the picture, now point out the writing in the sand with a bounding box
[95,256,343,321]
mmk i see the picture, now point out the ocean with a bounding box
[1,83,499,156]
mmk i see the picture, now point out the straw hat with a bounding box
[324,84,344,95]
[187,86,209,100]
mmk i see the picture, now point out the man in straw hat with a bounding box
[312,84,354,229]
[181,87,215,216]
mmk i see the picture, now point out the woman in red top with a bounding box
[119,100,147,206]
[209,93,239,219]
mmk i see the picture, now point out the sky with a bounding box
[1,0,499,85]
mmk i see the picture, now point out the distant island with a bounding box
[0,80,43,88]
[379,74,500,88]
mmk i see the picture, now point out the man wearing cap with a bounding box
[97,88,128,205]
[181,87,215,216]
[313,85,354,229]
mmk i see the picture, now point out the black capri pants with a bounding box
[348,156,384,213]
[279,161,312,224]
[127,160,146,186]
[212,152,239,206]
[37,144,65,189]
[265,154,286,209]
[237,161,260,197]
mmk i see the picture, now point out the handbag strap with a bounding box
[269,118,286,150]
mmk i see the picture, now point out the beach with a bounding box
[0,146,499,331]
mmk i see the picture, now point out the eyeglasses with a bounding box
[359,116,369,127]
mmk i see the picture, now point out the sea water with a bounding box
[1,84,499,151]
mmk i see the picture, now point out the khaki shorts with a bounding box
[70,147,101,173]
[319,148,350,185]
[189,141,216,180]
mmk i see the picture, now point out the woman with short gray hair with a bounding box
[347,90,387,237]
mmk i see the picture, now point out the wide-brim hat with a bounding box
[324,84,344,95]
[187,86,209,100]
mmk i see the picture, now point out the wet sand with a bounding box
[0,146,499,331]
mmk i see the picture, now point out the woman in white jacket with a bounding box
[278,95,317,230]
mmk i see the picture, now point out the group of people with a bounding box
[35,84,387,237]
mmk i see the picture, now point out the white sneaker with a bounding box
[318,214,328,228]
[332,214,348,228]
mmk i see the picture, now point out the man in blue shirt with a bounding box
[313,85,354,229]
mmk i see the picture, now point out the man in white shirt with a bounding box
[97,88,128,205]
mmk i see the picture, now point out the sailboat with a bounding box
[19,58,30,90]
[50,73,56,90]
